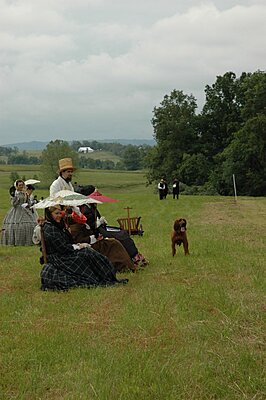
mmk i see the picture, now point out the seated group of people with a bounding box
[1,158,148,291]
[32,157,148,291]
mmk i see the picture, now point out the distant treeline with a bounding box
[0,148,41,165]
[0,142,151,171]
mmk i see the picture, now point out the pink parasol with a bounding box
[88,189,118,203]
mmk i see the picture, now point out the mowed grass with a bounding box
[0,167,265,399]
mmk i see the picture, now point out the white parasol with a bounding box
[33,189,102,209]
[24,179,41,185]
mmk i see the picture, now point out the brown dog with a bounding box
[171,218,189,256]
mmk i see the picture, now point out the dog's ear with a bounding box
[174,219,180,231]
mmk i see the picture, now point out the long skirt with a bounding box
[98,226,138,258]
[69,223,136,272]
[1,206,37,246]
[40,246,127,291]
[92,238,135,272]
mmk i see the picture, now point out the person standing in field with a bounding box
[157,179,165,200]
[1,179,37,246]
[50,158,75,196]
[163,179,168,199]
[172,178,180,199]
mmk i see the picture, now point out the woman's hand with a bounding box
[78,242,90,249]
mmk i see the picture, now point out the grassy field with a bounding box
[0,167,265,399]
[0,165,143,194]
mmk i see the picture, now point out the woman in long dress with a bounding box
[1,180,37,246]
[82,203,148,267]
[76,185,148,267]
[40,206,128,291]
[69,218,136,273]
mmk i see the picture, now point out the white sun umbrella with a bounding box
[33,189,102,209]
[24,179,41,185]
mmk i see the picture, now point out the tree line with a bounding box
[146,71,266,196]
[0,141,150,171]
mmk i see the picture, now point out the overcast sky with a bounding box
[0,0,265,145]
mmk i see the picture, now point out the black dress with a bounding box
[83,205,139,258]
[172,180,180,199]
[41,221,125,290]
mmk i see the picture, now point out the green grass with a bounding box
[0,168,265,399]
[0,165,144,195]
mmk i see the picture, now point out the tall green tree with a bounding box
[215,115,266,196]
[148,89,198,181]
[199,71,243,159]
[122,145,142,171]
[241,70,266,121]
[41,140,79,186]
[177,153,211,186]
[206,71,266,195]
[146,71,266,193]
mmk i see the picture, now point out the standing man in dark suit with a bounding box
[172,178,180,199]
[157,179,166,200]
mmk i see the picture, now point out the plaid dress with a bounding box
[1,191,37,246]
[41,222,120,290]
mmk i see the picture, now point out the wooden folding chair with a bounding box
[117,207,144,236]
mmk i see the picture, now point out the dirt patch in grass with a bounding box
[199,199,266,255]
[201,199,266,229]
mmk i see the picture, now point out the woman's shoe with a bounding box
[132,253,148,268]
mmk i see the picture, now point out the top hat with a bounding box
[59,158,75,172]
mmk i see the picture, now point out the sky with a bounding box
[0,0,265,146]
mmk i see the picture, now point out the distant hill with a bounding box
[1,141,49,150]
[2,138,155,150]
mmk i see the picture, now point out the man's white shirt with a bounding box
[50,176,74,196]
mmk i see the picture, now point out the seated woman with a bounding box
[1,179,37,246]
[39,206,128,291]
[68,212,136,273]
[81,202,148,268]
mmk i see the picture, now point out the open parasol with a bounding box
[34,189,102,209]
[24,179,41,185]
[88,189,118,203]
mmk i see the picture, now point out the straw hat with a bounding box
[59,158,75,172]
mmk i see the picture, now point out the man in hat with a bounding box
[50,158,76,196]
[157,178,166,200]
[172,178,180,199]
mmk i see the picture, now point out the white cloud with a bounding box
[0,0,265,144]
